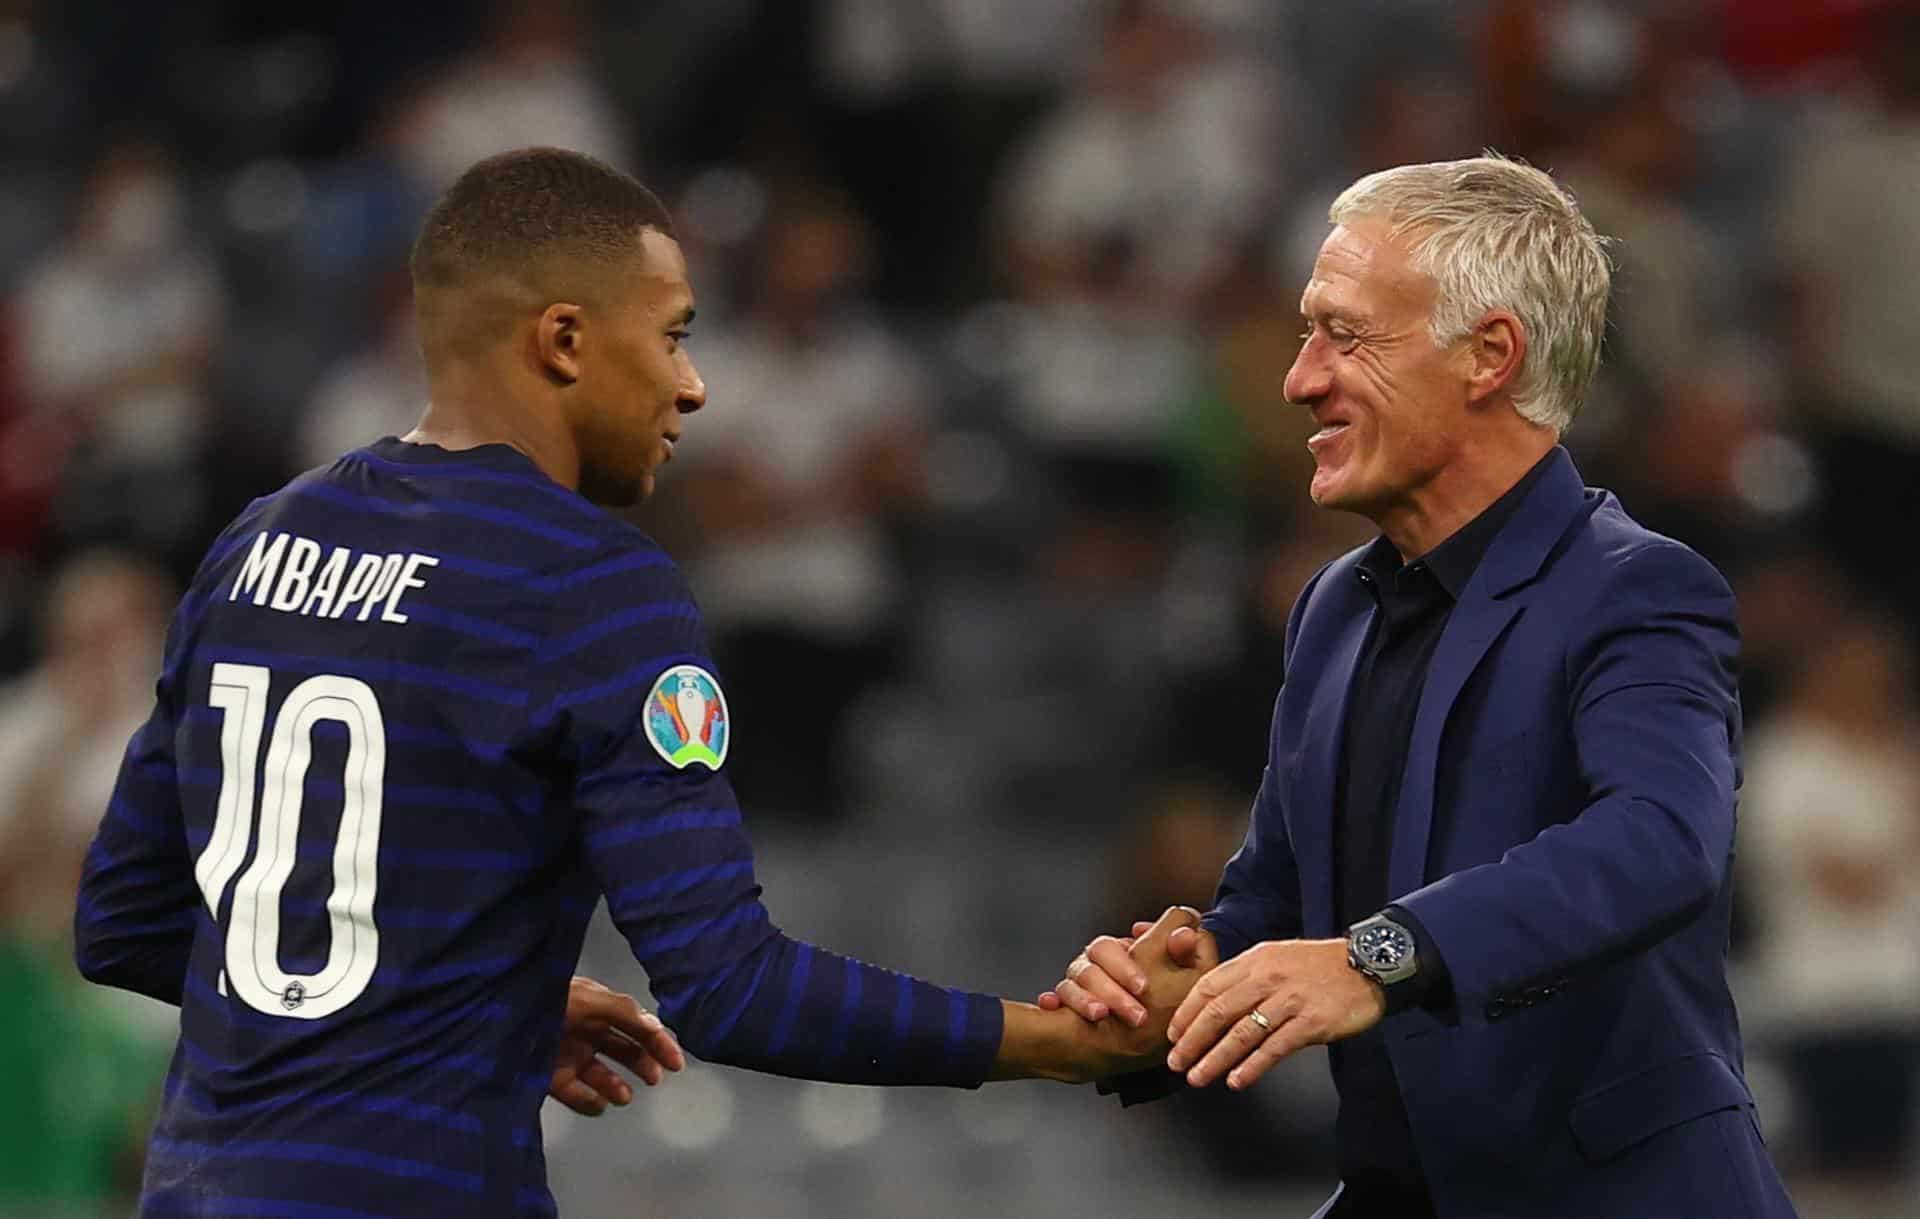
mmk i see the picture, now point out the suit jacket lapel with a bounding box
[1297,604,1374,936]
[1387,448,1593,901]
[1387,593,1522,899]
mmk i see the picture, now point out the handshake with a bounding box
[989,905,1219,1086]
[551,906,1387,1110]
[1030,907,1389,1091]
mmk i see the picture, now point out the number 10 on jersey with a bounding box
[195,662,386,1019]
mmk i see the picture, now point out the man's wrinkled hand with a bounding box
[1165,939,1385,1091]
[548,976,686,1116]
[1039,913,1216,1027]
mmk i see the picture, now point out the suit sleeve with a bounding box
[1203,762,1304,960]
[1200,562,1328,959]
[74,615,200,1005]
[557,558,1001,1087]
[1393,541,1741,1021]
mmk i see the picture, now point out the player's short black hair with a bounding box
[410,147,676,291]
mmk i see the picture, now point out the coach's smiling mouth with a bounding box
[1307,418,1352,452]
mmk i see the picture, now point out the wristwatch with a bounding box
[1347,913,1419,989]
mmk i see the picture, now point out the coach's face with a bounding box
[1284,218,1471,520]
[571,227,707,504]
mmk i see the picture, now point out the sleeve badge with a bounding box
[643,664,730,770]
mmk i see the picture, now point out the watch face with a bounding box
[1355,922,1413,969]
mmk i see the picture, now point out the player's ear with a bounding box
[535,302,586,385]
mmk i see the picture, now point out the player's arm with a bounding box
[1392,542,1740,1019]
[577,755,1196,1086]
[75,673,198,1005]
[553,559,1198,1088]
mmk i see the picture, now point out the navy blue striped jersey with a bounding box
[75,437,1004,1218]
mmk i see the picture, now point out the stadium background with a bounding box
[1,0,1917,1215]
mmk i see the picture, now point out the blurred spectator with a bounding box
[1100,780,1247,948]
[0,550,174,942]
[988,1,1292,523]
[297,266,426,469]
[1274,65,1480,294]
[12,139,222,570]
[1556,65,1731,432]
[811,0,1093,307]
[998,292,1198,495]
[1721,0,1876,88]
[989,250,1199,481]
[1480,0,1658,160]
[997,0,1285,314]
[1508,10,1808,571]
[1776,1,1920,622]
[0,550,176,1212]
[972,1,1297,827]
[396,0,631,192]
[1157,506,1374,787]
[1166,247,1315,529]
[297,102,438,316]
[674,190,932,821]
[820,0,1090,100]
[0,308,50,549]
[1740,600,1920,1198]
[1553,77,1785,565]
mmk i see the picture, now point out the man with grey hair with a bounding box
[1040,154,1796,1217]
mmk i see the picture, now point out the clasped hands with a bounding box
[1040,914,1387,1091]
[541,914,1393,1110]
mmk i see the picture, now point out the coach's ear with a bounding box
[536,301,586,385]
[1465,308,1526,407]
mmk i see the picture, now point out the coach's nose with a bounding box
[1283,332,1332,407]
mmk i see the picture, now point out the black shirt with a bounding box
[1328,453,1553,1218]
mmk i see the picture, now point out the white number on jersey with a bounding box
[195,661,385,1019]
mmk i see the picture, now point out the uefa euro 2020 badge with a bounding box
[644,664,730,770]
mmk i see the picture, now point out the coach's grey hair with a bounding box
[1328,153,1611,434]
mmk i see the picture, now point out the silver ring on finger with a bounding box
[1247,1009,1275,1032]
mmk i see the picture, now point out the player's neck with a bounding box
[408,379,582,493]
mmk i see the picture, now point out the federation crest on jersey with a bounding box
[644,664,730,770]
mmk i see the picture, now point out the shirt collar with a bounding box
[1355,450,1558,601]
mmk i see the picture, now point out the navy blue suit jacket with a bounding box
[1206,450,1796,1217]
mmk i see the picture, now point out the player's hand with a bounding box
[1165,939,1384,1092]
[548,976,686,1116]
[993,908,1219,1084]
[1038,914,1215,1027]
[1076,906,1221,1077]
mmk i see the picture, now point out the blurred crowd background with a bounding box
[2,0,1918,1216]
